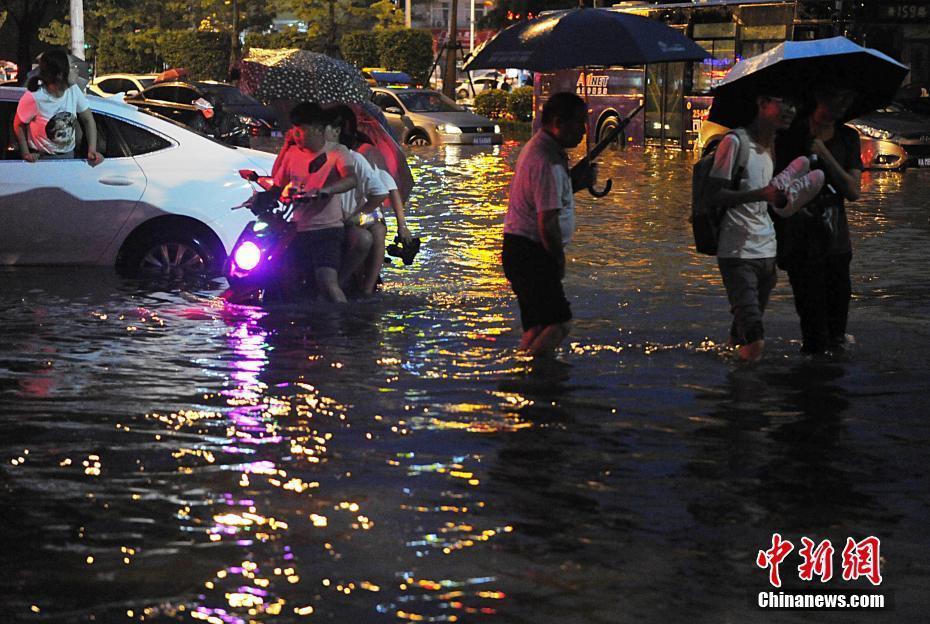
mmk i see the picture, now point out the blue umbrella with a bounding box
[709,37,909,127]
[463,8,708,72]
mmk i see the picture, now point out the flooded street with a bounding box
[2,143,929,623]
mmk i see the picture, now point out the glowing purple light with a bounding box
[233,241,261,271]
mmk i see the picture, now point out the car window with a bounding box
[0,101,18,159]
[398,91,462,113]
[110,117,172,156]
[373,92,402,112]
[74,111,121,159]
[144,86,196,104]
[97,78,125,94]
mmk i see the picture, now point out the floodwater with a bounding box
[1,143,929,623]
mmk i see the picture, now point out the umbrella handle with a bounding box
[588,178,612,198]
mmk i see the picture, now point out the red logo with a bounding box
[757,535,882,587]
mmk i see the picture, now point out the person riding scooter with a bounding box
[258,102,357,303]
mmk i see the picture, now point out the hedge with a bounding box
[341,31,379,69]
[376,29,434,84]
[507,86,533,122]
[245,27,311,52]
[474,89,509,119]
[95,30,230,79]
[158,31,230,80]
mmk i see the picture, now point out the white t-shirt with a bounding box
[15,84,89,155]
[504,130,575,246]
[340,149,389,221]
[709,132,776,259]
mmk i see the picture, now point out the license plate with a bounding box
[271,130,283,138]
[919,157,930,167]
[473,136,493,145]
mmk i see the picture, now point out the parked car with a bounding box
[87,73,159,98]
[0,86,275,276]
[370,87,502,146]
[124,80,278,147]
[456,73,510,101]
[848,101,930,170]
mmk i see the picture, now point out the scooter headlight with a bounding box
[233,241,262,271]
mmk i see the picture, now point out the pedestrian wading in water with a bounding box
[775,86,862,354]
[501,92,596,357]
[704,92,825,362]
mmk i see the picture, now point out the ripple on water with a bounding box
[2,149,930,622]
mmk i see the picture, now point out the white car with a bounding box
[87,73,159,98]
[0,86,275,276]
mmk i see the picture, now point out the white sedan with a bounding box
[0,86,274,276]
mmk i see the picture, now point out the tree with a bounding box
[0,0,67,83]
[278,0,394,57]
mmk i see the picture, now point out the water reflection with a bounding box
[1,152,929,622]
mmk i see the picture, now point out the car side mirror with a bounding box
[385,106,403,115]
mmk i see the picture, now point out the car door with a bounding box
[0,104,147,265]
[372,91,407,139]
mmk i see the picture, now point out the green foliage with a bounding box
[244,26,310,52]
[157,30,230,80]
[507,86,534,122]
[368,0,405,30]
[95,30,160,74]
[285,0,370,55]
[341,31,379,68]
[376,28,433,84]
[37,18,70,46]
[474,89,509,120]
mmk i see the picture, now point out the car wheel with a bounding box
[406,131,431,146]
[456,88,469,100]
[122,230,217,278]
[597,116,624,151]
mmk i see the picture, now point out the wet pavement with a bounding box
[1,143,929,623]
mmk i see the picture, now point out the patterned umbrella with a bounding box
[239,48,371,105]
[349,102,414,203]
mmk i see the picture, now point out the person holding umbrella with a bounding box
[775,86,862,354]
[502,92,596,357]
[704,91,822,362]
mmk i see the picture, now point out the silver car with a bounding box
[371,87,502,146]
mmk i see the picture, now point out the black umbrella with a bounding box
[709,37,909,128]
[463,8,708,72]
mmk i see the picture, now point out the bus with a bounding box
[533,0,924,151]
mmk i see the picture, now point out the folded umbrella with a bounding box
[709,36,909,128]
[464,7,708,72]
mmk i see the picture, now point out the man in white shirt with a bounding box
[502,92,594,357]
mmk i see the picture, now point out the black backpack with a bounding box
[690,128,750,255]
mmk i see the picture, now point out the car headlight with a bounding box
[437,123,462,134]
[494,124,501,134]
[851,123,893,140]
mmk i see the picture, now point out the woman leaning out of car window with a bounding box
[12,48,104,166]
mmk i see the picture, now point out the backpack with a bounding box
[690,128,750,255]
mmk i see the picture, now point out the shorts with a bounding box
[502,233,572,332]
[292,227,345,271]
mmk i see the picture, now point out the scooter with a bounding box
[223,169,307,304]
[223,170,422,304]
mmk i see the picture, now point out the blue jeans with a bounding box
[717,257,777,345]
